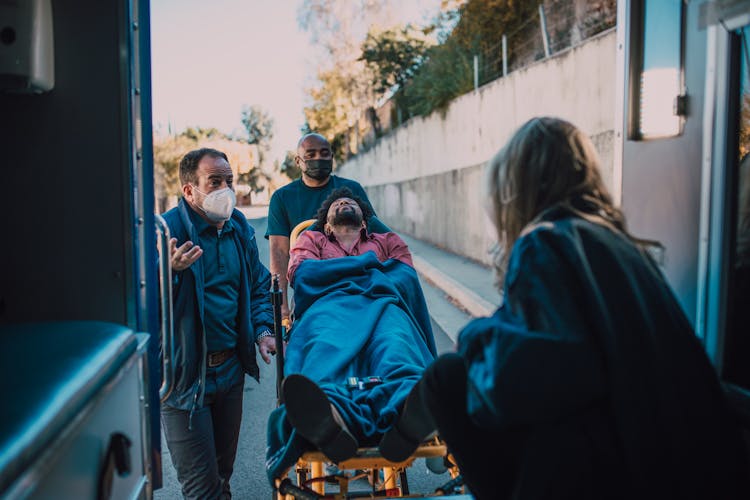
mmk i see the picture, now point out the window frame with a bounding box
[627,0,687,140]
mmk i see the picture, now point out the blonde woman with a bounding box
[404,117,749,499]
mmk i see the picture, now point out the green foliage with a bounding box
[303,69,363,161]
[181,127,227,142]
[390,0,541,119]
[450,0,540,54]
[404,39,474,117]
[240,105,274,148]
[153,126,271,210]
[240,104,275,172]
[298,0,388,161]
[238,165,270,193]
[304,69,350,139]
[300,0,547,147]
[152,134,199,211]
[360,26,428,98]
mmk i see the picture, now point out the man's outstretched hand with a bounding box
[170,238,203,272]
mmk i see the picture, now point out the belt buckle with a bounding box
[208,350,230,368]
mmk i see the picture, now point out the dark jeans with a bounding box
[422,354,627,500]
[422,353,525,500]
[161,356,244,500]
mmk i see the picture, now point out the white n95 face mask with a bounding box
[194,186,236,222]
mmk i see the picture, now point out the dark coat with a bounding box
[162,198,273,410]
[459,206,749,499]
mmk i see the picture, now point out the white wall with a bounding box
[338,29,617,265]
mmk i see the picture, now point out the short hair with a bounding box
[179,148,228,185]
[297,133,330,151]
[486,116,627,287]
[315,187,374,233]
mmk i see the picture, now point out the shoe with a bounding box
[283,374,359,462]
[379,380,436,463]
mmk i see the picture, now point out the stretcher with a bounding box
[269,220,465,499]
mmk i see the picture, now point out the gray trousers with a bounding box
[161,356,244,499]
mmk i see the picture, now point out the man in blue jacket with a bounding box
[161,147,274,499]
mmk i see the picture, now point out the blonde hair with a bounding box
[486,117,627,287]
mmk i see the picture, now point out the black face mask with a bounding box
[303,158,333,180]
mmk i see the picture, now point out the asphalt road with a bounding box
[155,215,457,499]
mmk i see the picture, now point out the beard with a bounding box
[332,206,363,227]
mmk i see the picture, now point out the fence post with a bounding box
[502,34,508,76]
[473,54,479,90]
[539,4,550,57]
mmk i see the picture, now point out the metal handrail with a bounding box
[155,214,176,402]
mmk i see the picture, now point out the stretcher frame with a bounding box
[270,220,462,499]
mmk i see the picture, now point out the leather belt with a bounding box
[207,349,234,368]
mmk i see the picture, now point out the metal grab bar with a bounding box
[271,274,286,406]
[155,214,176,402]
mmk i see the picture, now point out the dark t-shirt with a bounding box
[265,175,389,238]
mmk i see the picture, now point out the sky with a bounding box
[150,0,442,165]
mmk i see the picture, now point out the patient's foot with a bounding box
[283,374,359,463]
[379,380,436,463]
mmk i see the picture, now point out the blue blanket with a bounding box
[266,252,436,482]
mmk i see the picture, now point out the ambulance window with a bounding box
[723,25,750,389]
[631,0,684,139]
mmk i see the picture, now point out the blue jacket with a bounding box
[162,198,273,410]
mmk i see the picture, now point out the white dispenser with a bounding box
[0,0,54,93]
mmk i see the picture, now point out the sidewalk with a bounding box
[400,234,501,342]
[401,234,499,317]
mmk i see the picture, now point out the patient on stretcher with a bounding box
[287,187,413,283]
[265,188,437,480]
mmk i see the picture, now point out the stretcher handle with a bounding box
[271,274,286,405]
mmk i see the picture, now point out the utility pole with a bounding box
[474,55,479,90]
[502,34,508,76]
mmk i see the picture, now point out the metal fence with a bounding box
[476,0,617,87]
[345,0,617,159]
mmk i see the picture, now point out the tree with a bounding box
[378,0,540,119]
[152,133,199,212]
[152,126,272,210]
[241,105,274,146]
[278,150,302,181]
[181,126,227,142]
[360,26,429,98]
[298,0,401,158]
[304,69,356,138]
[404,39,474,117]
[298,0,400,63]
[240,105,274,168]
[449,0,540,55]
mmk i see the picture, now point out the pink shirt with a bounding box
[288,230,414,283]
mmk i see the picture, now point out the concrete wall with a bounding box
[338,29,617,265]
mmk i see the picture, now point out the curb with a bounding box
[412,255,496,318]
